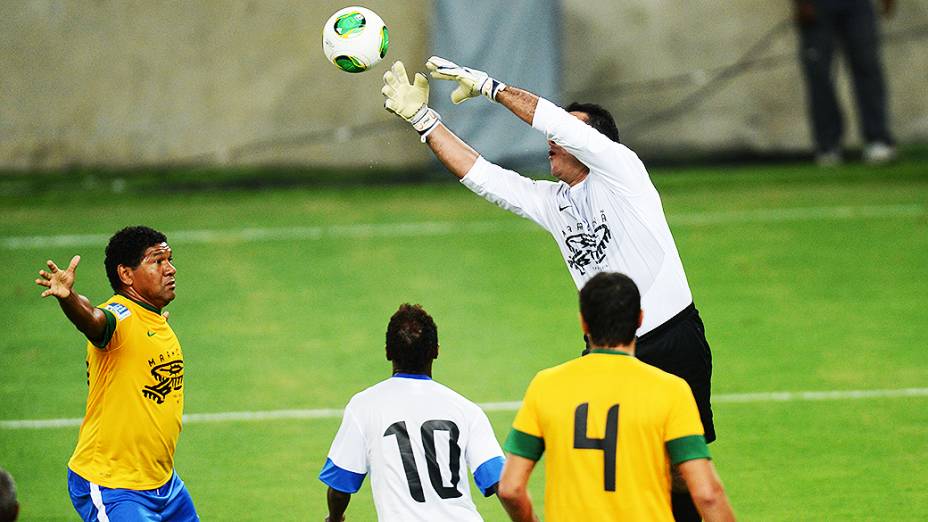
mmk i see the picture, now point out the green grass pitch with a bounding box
[1,157,926,520]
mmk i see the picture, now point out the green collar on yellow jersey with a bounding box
[586,348,633,356]
[117,293,162,315]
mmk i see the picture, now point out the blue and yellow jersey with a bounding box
[504,350,708,521]
[68,294,185,490]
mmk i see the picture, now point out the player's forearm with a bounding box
[57,292,107,344]
[695,494,736,522]
[325,487,350,521]
[497,473,539,522]
[496,87,539,126]
[498,454,539,521]
[680,460,736,522]
[689,473,736,522]
[425,124,479,179]
[498,492,538,522]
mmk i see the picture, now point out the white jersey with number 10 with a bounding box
[320,374,504,521]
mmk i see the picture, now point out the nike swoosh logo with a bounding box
[147,331,156,337]
[559,205,571,211]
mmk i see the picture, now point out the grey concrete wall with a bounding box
[1,0,926,170]
[559,0,928,154]
[0,0,432,169]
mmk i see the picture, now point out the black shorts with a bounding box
[636,303,716,443]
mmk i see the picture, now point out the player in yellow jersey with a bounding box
[35,226,198,521]
[497,272,735,522]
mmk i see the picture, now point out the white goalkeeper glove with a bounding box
[426,56,507,104]
[382,61,441,142]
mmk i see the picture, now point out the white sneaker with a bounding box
[864,142,896,164]
[816,150,843,167]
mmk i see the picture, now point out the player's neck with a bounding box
[587,340,636,357]
[117,289,163,313]
[565,169,589,187]
[391,364,432,378]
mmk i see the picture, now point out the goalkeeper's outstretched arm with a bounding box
[381,60,477,178]
[495,86,539,126]
[381,57,541,179]
[423,124,479,179]
[425,55,540,129]
[423,86,539,179]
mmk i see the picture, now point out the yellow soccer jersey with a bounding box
[68,294,185,490]
[504,350,709,522]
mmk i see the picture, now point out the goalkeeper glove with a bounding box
[426,56,507,104]
[382,61,441,142]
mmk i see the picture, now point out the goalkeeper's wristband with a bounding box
[480,78,507,102]
[410,106,441,142]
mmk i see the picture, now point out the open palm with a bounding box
[36,255,80,299]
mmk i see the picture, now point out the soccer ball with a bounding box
[322,6,389,73]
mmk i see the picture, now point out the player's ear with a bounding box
[434,344,440,360]
[579,312,590,335]
[117,264,133,287]
[637,310,644,329]
[385,346,392,361]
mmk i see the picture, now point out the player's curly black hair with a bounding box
[566,102,621,144]
[104,226,168,292]
[580,272,640,347]
[385,303,438,374]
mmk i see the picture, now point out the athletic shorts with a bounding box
[636,303,716,443]
[68,468,199,522]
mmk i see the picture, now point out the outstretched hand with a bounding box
[382,61,442,141]
[36,255,80,299]
[426,56,506,104]
[382,61,430,121]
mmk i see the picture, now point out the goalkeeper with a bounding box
[383,58,716,522]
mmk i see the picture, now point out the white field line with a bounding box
[669,204,923,226]
[1,204,922,250]
[3,387,927,430]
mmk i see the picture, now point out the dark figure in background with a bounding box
[795,0,896,165]
[0,468,18,522]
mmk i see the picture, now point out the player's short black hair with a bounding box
[385,304,439,374]
[104,226,168,292]
[566,102,621,143]
[579,272,641,347]
[0,467,17,522]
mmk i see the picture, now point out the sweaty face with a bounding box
[127,243,177,309]
[548,111,591,186]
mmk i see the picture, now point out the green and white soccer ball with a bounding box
[322,6,389,73]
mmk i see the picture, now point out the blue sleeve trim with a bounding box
[318,458,366,493]
[473,456,504,497]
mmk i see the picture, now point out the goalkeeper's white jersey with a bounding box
[461,97,692,336]
[319,374,504,522]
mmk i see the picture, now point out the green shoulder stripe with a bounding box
[667,434,711,465]
[92,308,117,349]
[503,428,545,461]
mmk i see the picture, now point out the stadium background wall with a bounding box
[2,0,927,170]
